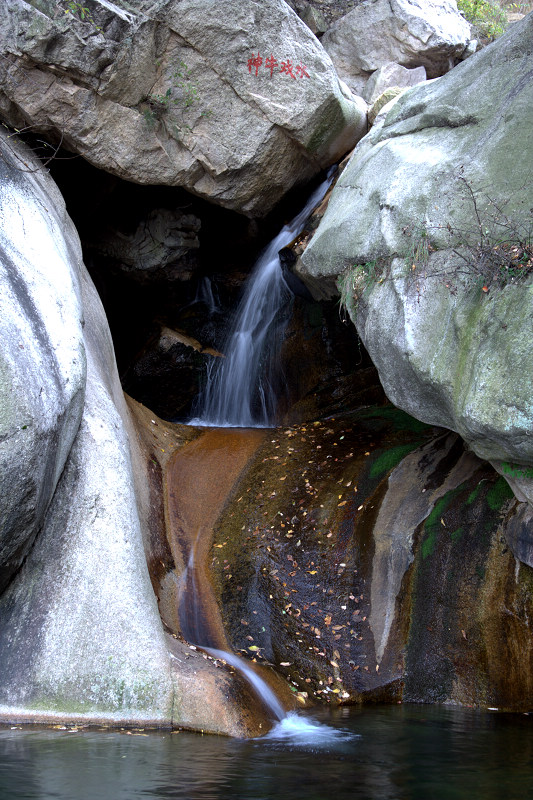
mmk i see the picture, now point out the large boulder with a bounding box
[0,129,267,736]
[299,13,533,467]
[321,0,472,95]
[363,62,427,104]
[0,128,86,593]
[210,408,533,711]
[0,0,367,217]
[0,127,175,725]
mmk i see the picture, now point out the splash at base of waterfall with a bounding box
[261,711,358,748]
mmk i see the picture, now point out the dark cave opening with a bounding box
[39,143,380,422]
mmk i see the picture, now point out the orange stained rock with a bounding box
[165,427,266,649]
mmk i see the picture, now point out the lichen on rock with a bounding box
[299,12,533,470]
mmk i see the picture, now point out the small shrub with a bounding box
[501,462,533,480]
[337,174,533,316]
[56,0,102,30]
[143,108,158,129]
[456,0,508,40]
[338,258,388,320]
[144,60,211,133]
[148,62,202,114]
[403,174,533,295]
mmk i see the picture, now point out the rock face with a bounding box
[299,13,533,467]
[0,129,86,593]
[0,129,265,737]
[122,324,221,421]
[321,0,472,95]
[211,406,533,711]
[0,128,174,725]
[363,62,427,104]
[0,0,367,217]
[85,208,201,283]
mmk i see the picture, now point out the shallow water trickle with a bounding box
[203,647,285,723]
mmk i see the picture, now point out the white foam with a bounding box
[261,711,358,749]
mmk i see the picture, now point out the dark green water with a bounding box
[1,705,532,800]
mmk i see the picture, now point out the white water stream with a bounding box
[202,649,348,744]
[190,173,334,428]
[184,174,345,740]
[203,647,286,723]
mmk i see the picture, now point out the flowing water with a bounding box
[190,174,333,428]
[203,648,286,723]
[166,427,297,726]
[179,176,337,721]
[2,705,533,799]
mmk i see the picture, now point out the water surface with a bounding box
[1,705,533,800]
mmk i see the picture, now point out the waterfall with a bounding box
[179,542,286,723]
[203,647,286,723]
[193,275,220,315]
[190,173,334,428]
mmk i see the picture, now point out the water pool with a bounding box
[1,704,532,800]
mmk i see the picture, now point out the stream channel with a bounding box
[3,176,531,798]
[167,176,338,732]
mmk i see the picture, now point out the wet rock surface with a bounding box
[128,402,298,733]
[203,406,533,711]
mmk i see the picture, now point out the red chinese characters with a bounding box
[265,54,278,77]
[247,53,263,76]
[247,53,310,79]
[295,64,310,78]
[280,59,296,79]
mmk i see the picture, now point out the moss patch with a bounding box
[486,476,514,510]
[369,441,423,480]
[358,405,432,434]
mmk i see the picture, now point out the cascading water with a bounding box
[203,647,286,723]
[192,275,221,315]
[190,173,334,428]
[174,177,349,740]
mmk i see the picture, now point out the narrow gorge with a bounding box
[0,0,532,747]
